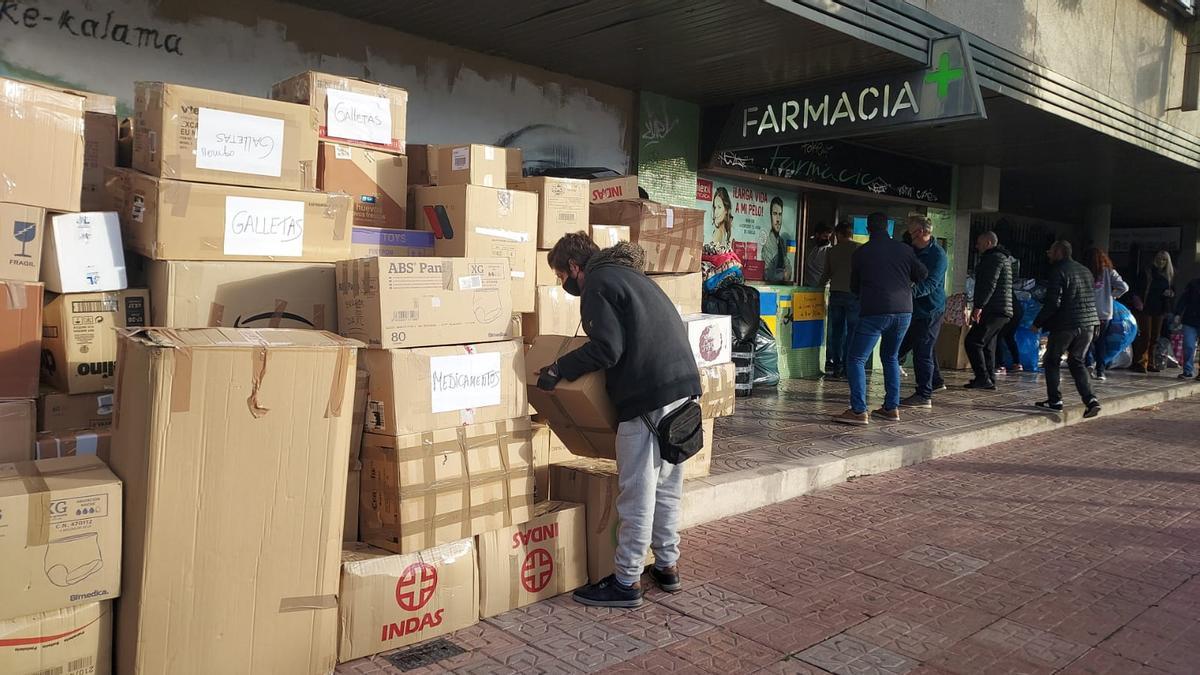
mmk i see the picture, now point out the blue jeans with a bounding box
[909,312,944,398]
[826,291,860,375]
[1183,324,1198,377]
[848,313,912,413]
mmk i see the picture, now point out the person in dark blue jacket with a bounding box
[899,214,948,408]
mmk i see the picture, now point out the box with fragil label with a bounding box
[42,212,127,294]
[271,71,408,153]
[110,170,351,262]
[589,200,704,273]
[0,77,84,212]
[0,281,43,399]
[38,388,114,433]
[337,540,477,661]
[0,202,46,283]
[336,257,514,349]
[318,143,408,228]
[350,227,435,258]
[41,289,149,395]
[0,601,112,675]
[427,144,507,188]
[0,399,35,463]
[360,418,534,555]
[134,82,317,191]
[476,500,587,617]
[360,339,527,436]
[525,336,618,460]
[0,455,122,622]
[511,176,589,248]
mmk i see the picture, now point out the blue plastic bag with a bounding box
[1100,301,1138,367]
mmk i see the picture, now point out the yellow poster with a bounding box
[792,291,826,322]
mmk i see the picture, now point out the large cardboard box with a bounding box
[360,418,535,554]
[35,428,112,461]
[427,144,507,188]
[521,286,583,342]
[338,540,477,661]
[683,313,733,368]
[147,260,336,330]
[318,143,408,229]
[133,82,316,191]
[589,175,639,204]
[684,419,715,481]
[0,398,35,463]
[699,362,736,419]
[350,369,369,467]
[41,212,127,294]
[350,226,436,258]
[108,328,359,675]
[38,388,114,433]
[550,459,652,583]
[1,281,43,399]
[525,336,617,460]
[0,455,122,621]
[336,257,513,349]
[937,323,971,370]
[0,77,84,212]
[531,422,551,503]
[535,250,556,286]
[476,501,587,617]
[407,143,431,186]
[511,177,589,248]
[1,202,46,283]
[503,148,523,181]
[589,200,704,273]
[17,82,119,212]
[412,185,538,312]
[360,339,527,436]
[0,601,112,675]
[112,171,351,263]
[41,289,149,395]
[651,272,703,315]
[345,467,361,543]
[271,71,408,153]
[591,224,631,248]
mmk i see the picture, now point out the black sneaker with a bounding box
[964,379,996,390]
[572,575,643,608]
[1035,400,1064,411]
[1084,399,1102,418]
[648,565,682,592]
[900,394,932,409]
[933,382,947,392]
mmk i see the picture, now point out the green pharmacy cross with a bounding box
[925,52,964,99]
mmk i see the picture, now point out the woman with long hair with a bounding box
[1131,249,1175,373]
[711,187,733,246]
[1085,248,1128,381]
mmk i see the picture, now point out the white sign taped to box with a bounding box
[223,196,305,256]
[429,352,502,413]
[195,108,285,177]
[325,90,393,145]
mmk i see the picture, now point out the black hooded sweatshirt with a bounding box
[555,242,702,422]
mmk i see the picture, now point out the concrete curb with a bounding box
[680,380,1200,529]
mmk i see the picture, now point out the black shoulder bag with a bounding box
[641,400,705,465]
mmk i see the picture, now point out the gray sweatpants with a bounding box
[613,398,688,587]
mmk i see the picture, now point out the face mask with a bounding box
[562,273,581,297]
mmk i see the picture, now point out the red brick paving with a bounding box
[338,396,1200,674]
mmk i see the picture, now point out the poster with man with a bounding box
[697,177,798,283]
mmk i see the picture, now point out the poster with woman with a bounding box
[697,177,798,283]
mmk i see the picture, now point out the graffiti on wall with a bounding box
[636,92,698,207]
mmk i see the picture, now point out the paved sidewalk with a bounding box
[341,395,1200,674]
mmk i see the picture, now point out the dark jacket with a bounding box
[973,246,1014,318]
[850,233,928,316]
[556,242,702,422]
[1034,258,1099,331]
[1179,278,1200,328]
[911,240,948,321]
[1140,268,1174,316]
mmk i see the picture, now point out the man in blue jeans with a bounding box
[833,212,928,425]
[900,214,948,408]
[820,221,860,379]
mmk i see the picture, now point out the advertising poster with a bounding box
[696,177,798,283]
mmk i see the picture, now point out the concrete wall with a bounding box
[0,0,635,173]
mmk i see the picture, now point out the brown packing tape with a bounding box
[325,346,352,418]
[458,427,472,540]
[269,299,288,328]
[11,462,51,547]
[113,338,129,429]
[313,303,327,330]
[169,339,194,413]
[329,194,349,241]
[3,281,29,310]
[278,594,338,613]
[166,177,191,219]
[247,348,271,418]
[208,302,225,327]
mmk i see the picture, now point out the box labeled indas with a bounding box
[476,501,587,617]
[0,601,112,675]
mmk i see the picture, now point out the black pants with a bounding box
[998,317,1021,368]
[1091,320,1111,374]
[965,315,1010,383]
[1044,327,1096,405]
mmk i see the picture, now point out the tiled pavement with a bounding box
[340,392,1200,674]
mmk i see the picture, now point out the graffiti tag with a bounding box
[0,2,184,55]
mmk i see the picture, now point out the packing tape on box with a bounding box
[2,280,29,310]
[208,302,226,326]
[278,594,338,613]
[313,303,327,330]
[327,193,349,241]
[165,331,195,413]
[164,178,192,218]
[0,462,52,546]
[269,299,288,328]
[325,346,353,418]
[247,347,271,418]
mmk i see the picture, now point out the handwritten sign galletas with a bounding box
[196,108,285,177]
[429,352,502,413]
[223,196,305,257]
[325,90,392,145]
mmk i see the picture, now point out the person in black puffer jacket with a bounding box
[537,233,701,609]
[964,232,1014,389]
[1032,240,1101,418]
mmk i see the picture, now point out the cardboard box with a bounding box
[338,540,477,660]
[271,71,408,153]
[525,336,617,460]
[38,388,114,433]
[511,177,589,248]
[108,327,359,675]
[336,257,513,349]
[504,148,523,181]
[0,281,43,398]
[683,419,715,480]
[0,455,122,621]
[41,212,127,294]
[350,368,369,467]
[476,501,587,617]
[350,226,435,258]
[407,144,430,186]
[360,418,535,554]
[34,428,111,461]
[550,459,652,583]
[147,260,336,330]
[1,202,46,282]
[318,143,408,229]
[589,200,704,273]
[0,398,35,463]
[651,272,703,315]
[360,339,527,436]
[699,362,736,419]
[112,171,352,263]
[345,467,361,543]
[427,144,507,188]
[548,428,574,464]
[683,313,733,367]
[133,82,316,191]
[591,224,631,248]
[535,250,556,286]
[937,323,970,370]
[412,185,538,312]
[589,175,639,204]
[0,77,84,212]
[0,601,112,675]
[531,423,551,503]
[521,286,583,342]
[41,289,149,395]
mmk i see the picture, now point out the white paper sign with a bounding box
[429,352,502,414]
[195,108,285,177]
[325,90,392,145]
[224,196,305,257]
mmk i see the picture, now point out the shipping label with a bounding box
[223,196,305,257]
[195,108,285,177]
[429,352,502,413]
